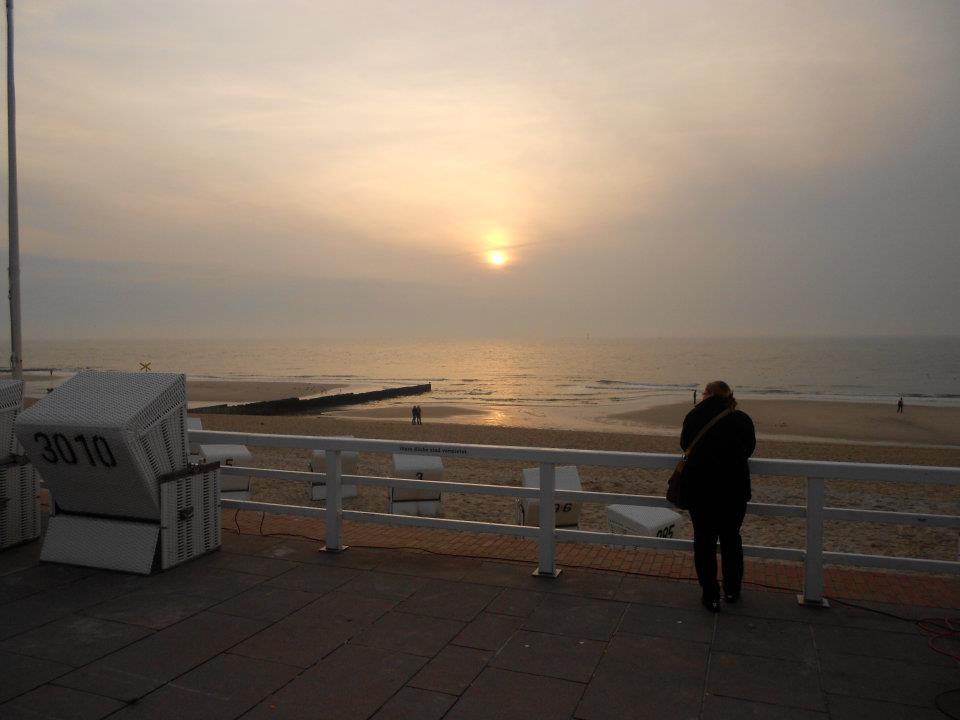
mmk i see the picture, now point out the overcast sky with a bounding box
[2,0,959,339]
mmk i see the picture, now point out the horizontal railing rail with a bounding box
[193,429,960,605]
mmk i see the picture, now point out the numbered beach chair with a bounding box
[607,504,680,538]
[390,454,443,516]
[188,416,253,500]
[0,380,41,551]
[517,465,582,527]
[15,371,221,574]
[308,442,359,500]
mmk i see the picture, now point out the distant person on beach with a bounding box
[681,381,756,612]
[412,405,422,425]
[693,388,697,405]
[412,406,418,425]
[897,396,904,414]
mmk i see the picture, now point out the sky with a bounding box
[2,0,959,339]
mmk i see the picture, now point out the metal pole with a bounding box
[5,0,22,380]
[534,462,561,577]
[799,476,829,606]
[322,449,346,552]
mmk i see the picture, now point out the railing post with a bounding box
[799,476,828,606]
[534,462,561,577]
[322,449,347,553]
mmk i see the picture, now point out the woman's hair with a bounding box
[705,380,737,409]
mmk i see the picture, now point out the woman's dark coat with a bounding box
[680,396,756,508]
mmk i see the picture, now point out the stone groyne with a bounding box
[194,383,431,416]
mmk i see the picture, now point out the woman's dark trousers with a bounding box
[689,504,746,599]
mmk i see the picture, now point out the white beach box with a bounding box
[0,380,41,550]
[199,444,253,500]
[188,417,254,500]
[390,454,443,516]
[518,465,582,527]
[309,445,359,500]
[607,504,680,538]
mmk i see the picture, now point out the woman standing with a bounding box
[680,381,756,611]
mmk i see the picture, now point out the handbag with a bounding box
[666,408,733,509]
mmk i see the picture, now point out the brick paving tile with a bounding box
[491,629,605,683]
[83,589,219,630]
[106,653,300,720]
[212,584,320,622]
[0,615,153,667]
[812,624,956,668]
[53,612,268,702]
[0,683,125,720]
[575,634,708,720]
[396,579,500,622]
[408,644,491,695]
[523,593,628,641]
[446,667,585,720]
[240,643,426,720]
[0,651,73,704]
[818,651,959,707]
[700,694,827,719]
[230,591,394,668]
[452,611,523,652]
[202,552,301,578]
[714,614,817,662]
[354,610,465,657]
[617,602,716,644]
[338,570,429,601]
[0,564,92,604]
[707,651,825,712]
[486,587,545,617]
[613,574,699,608]
[371,687,456,720]
[264,563,361,594]
[825,694,950,720]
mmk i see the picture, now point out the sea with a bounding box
[8,336,960,410]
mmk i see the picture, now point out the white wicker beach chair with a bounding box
[308,443,359,500]
[188,416,253,500]
[0,380,40,551]
[518,465,582,527]
[15,371,221,574]
[390,454,443,516]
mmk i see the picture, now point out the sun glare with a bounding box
[487,250,508,267]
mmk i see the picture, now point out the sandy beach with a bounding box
[194,404,960,563]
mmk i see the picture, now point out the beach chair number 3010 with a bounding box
[32,432,117,467]
[555,503,573,513]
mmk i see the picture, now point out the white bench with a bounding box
[390,454,443,516]
[607,504,680,538]
[518,465,582,527]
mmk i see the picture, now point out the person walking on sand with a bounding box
[416,405,423,425]
[412,406,418,425]
[680,381,756,612]
[693,388,697,405]
[897,396,904,414]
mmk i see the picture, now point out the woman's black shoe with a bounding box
[723,593,740,604]
[701,596,721,612]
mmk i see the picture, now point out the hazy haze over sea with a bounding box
[8,336,959,409]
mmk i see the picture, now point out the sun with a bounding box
[487,250,508,267]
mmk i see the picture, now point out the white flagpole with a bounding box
[6,0,22,380]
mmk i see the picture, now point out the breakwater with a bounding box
[194,383,431,415]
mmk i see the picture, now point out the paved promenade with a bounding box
[0,518,957,719]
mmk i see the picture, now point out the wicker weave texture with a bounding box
[14,371,189,520]
[0,464,40,549]
[160,469,221,569]
[0,379,24,458]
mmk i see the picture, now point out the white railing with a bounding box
[191,429,960,606]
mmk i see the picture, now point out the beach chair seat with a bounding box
[607,504,680,538]
[390,454,442,516]
[518,465,582,527]
[308,445,359,500]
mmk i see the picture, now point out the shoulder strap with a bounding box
[684,408,733,457]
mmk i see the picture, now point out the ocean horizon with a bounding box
[4,336,958,409]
